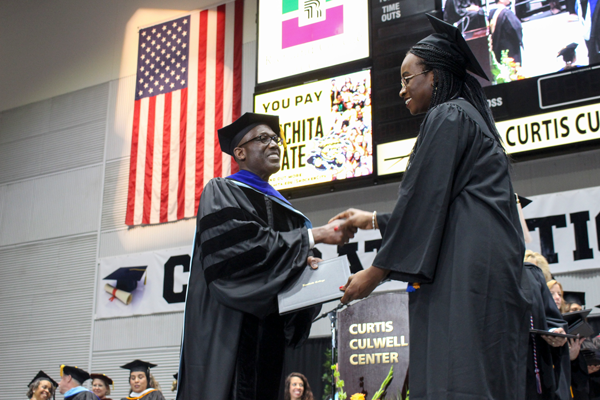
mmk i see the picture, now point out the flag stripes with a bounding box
[126,0,243,226]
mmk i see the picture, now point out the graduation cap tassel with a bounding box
[530,315,543,394]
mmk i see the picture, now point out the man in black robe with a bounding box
[57,366,97,400]
[332,15,531,399]
[489,0,523,64]
[176,113,350,400]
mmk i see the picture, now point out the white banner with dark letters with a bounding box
[95,246,191,319]
[523,186,600,273]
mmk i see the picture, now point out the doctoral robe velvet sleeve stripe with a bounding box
[198,178,311,318]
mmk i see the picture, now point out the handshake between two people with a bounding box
[306,208,390,304]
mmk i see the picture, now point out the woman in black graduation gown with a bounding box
[333,14,530,400]
[120,360,165,400]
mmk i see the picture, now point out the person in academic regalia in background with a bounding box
[175,113,351,400]
[332,14,531,400]
[120,360,164,400]
[523,254,573,399]
[27,371,57,400]
[91,373,113,400]
[57,365,97,400]
[489,0,523,65]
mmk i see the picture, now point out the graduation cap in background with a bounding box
[417,14,489,81]
[515,194,532,243]
[581,348,600,366]
[120,360,157,376]
[103,266,147,292]
[28,370,58,388]
[558,43,578,62]
[562,309,595,337]
[90,373,114,390]
[217,112,283,156]
[564,291,586,307]
[60,365,90,385]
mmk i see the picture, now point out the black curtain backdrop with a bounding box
[278,337,332,400]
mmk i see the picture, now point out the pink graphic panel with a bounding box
[282,5,344,49]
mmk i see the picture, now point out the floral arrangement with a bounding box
[331,365,397,400]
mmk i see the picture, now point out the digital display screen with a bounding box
[255,70,373,190]
[257,0,370,84]
[440,1,596,85]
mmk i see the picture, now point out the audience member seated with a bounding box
[284,372,314,400]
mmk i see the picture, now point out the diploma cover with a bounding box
[278,255,351,315]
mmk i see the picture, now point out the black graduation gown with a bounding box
[490,7,523,64]
[122,390,165,400]
[524,262,571,399]
[372,99,530,400]
[66,390,98,400]
[176,178,318,400]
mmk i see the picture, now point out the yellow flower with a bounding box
[350,394,365,400]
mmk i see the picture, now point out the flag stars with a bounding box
[140,66,145,71]
[160,85,164,91]
[178,26,182,32]
[161,61,165,66]
[142,31,146,36]
[176,75,180,80]
[144,83,149,88]
[145,59,150,64]
[160,73,165,78]
[172,34,177,40]
[166,78,170,83]
[152,28,156,33]
[183,19,188,24]
[172,22,177,27]
[162,37,166,43]
[145,71,149,76]
[157,33,161,38]
[162,25,166,30]
[170,83,175,88]
[155,68,159,74]
[162,49,166,54]
[176,63,181,68]
[154,80,159,86]
[182,44,187,49]
[152,40,156,45]
[182,31,187,37]
[139,78,143,83]
[182,55,187,61]
[181,80,186,85]
[155,56,160,62]
[138,90,143,95]
[177,51,181,56]
[177,39,182,44]
[149,88,154,93]
[141,43,146,48]
[181,67,186,73]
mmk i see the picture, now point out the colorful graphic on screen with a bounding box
[281,0,343,49]
[257,0,369,84]
[255,70,373,190]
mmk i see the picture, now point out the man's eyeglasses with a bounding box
[401,70,431,90]
[237,134,283,147]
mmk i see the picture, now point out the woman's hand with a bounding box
[329,208,374,230]
[568,336,586,361]
[340,266,389,304]
[541,328,568,347]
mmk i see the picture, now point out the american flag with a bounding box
[126,0,243,226]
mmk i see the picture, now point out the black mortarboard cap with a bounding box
[558,43,578,60]
[562,309,595,337]
[103,266,147,292]
[517,194,532,208]
[564,291,585,306]
[120,360,157,373]
[60,365,90,384]
[90,373,113,386]
[217,112,280,156]
[29,371,58,388]
[418,14,489,81]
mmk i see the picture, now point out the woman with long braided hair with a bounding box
[332,14,530,400]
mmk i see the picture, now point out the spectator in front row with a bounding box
[28,371,57,400]
[284,373,314,400]
[120,360,165,400]
[91,373,113,400]
[58,366,96,400]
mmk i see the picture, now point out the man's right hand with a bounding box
[312,219,356,245]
